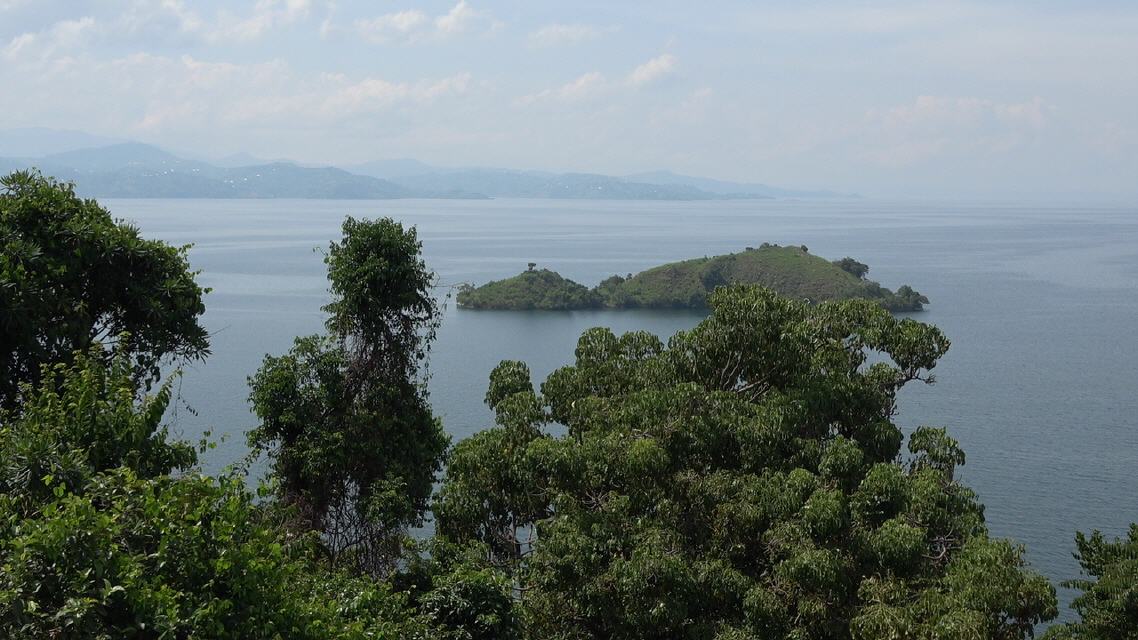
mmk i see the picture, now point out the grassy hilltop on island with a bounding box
[456,244,929,312]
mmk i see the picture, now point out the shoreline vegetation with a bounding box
[456,243,930,312]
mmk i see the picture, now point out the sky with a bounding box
[1,0,1136,199]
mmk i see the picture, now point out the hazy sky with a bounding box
[1,1,1136,198]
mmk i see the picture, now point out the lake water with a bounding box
[108,197,1138,617]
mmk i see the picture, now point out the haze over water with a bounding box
[112,196,1138,615]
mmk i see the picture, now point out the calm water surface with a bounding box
[108,197,1138,616]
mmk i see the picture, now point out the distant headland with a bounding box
[456,244,929,312]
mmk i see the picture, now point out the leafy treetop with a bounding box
[0,170,208,410]
[437,285,1056,639]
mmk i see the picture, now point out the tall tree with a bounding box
[248,216,448,575]
[438,285,1057,639]
[0,170,208,410]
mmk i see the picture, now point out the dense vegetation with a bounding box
[439,286,1056,638]
[457,244,929,313]
[248,216,451,575]
[0,170,208,410]
[456,268,603,310]
[0,349,436,638]
[0,174,1132,638]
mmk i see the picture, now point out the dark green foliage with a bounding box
[435,361,551,572]
[456,269,603,310]
[249,216,448,575]
[0,170,208,410]
[833,257,870,279]
[440,285,1056,638]
[1045,525,1138,639]
[0,345,195,510]
[0,347,429,639]
[457,245,928,313]
[894,284,930,311]
[0,470,429,639]
[323,215,441,384]
[397,540,523,640]
[607,245,925,311]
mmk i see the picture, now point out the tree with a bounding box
[1044,525,1138,639]
[0,171,208,410]
[834,257,870,279]
[527,262,537,272]
[249,216,448,575]
[439,285,1057,638]
[435,361,550,574]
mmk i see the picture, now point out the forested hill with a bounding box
[456,244,929,311]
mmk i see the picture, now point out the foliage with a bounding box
[435,361,550,573]
[456,269,603,310]
[0,344,195,511]
[396,539,523,640]
[457,246,928,313]
[249,216,449,575]
[0,470,431,640]
[1044,525,1138,639]
[439,285,1056,639]
[833,257,870,279]
[607,245,926,311]
[0,346,429,639]
[322,215,441,386]
[0,170,208,410]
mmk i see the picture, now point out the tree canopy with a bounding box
[0,170,208,410]
[438,285,1057,639]
[248,216,449,575]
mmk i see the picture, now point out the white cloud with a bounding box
[516,53,679,107]
[627,53,677,86]
[0,39,474,143]
[4,1,313,54]
[353,10,429,43]
[875,95,1050,130]
[862,95,1053,166]
[351,1,495,44]
[2,16,96,62]
[528,23,610,47]
[434,0,478,35]
[516,71,605,106]
[317,73,472,117]
[208,0,312,42]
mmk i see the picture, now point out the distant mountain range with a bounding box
[0,128,853,201]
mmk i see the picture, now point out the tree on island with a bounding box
[438,286,1057,638]
[834,256,871,279]
[528,262,537,272]
[0,170,209,410]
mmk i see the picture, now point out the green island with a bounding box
[457,243,929,312]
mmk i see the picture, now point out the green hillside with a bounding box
[456,268,602,310]
[458,245,928,312]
